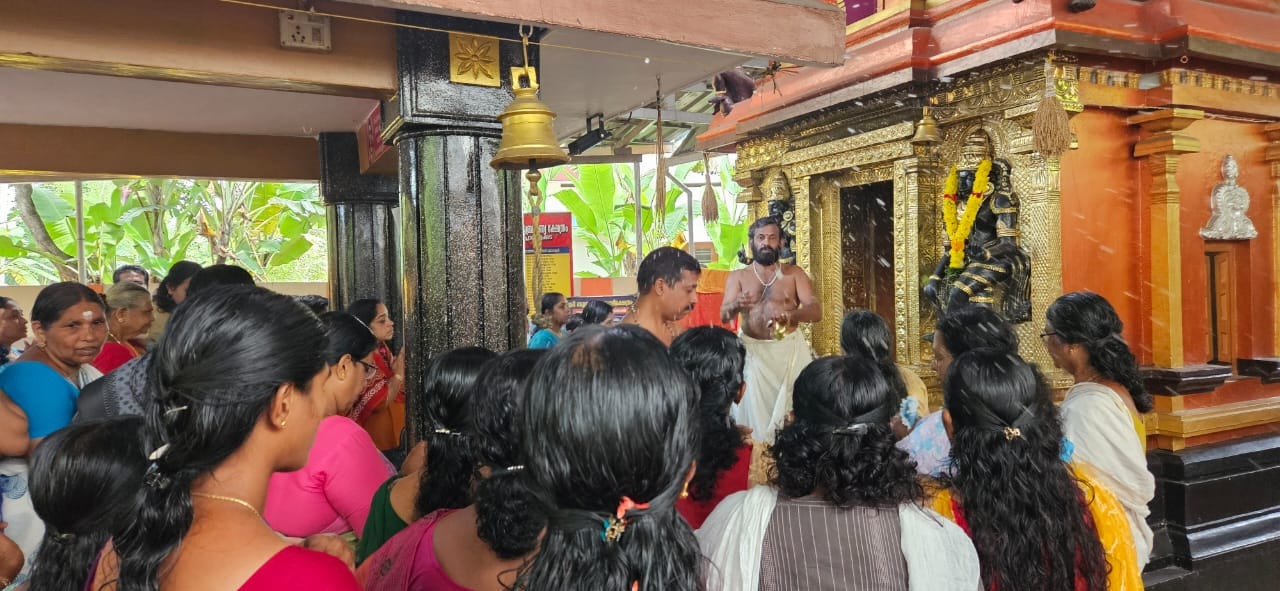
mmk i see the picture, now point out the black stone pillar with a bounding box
[393,13,529,439]
[319,132,401,333]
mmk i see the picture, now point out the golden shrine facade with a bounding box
[701,1,1280,586]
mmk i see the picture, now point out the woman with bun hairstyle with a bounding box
[359,349,546,590]
[1043,291,1155,566]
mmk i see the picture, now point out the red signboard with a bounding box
[523,212,574,309]
[523,213,573,251]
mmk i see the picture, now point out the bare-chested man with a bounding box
[720,217,821,441]
[622,246,701,346]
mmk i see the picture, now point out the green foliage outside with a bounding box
[534,157,748,278]
[0,179,327,285]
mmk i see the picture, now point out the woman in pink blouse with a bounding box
[265,312,396,537]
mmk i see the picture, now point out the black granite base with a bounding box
[1144,433,1280,590]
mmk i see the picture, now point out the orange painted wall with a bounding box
[1177,120,1276,362]
[1060,109,1148,362]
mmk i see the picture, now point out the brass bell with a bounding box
[491,67,570,170]
[911,107,942,145]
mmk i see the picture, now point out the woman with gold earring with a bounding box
[0,281,108,582]
[0,282,107,443]
[264,312,395,541]
[98,285,360,590]
[93,281,154,374]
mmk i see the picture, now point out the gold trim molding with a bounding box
[1150,396,1280,451]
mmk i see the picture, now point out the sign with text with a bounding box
[524,212,574,312]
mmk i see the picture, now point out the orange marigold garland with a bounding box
[941,159,992,269]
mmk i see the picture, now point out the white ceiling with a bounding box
[540,28,744,140]
[0,27,744,142]
[0,67,380,137]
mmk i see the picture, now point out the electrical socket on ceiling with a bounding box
[279,10,332,52]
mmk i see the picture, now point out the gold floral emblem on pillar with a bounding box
[449,33,500,87]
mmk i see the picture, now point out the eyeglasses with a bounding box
[1039,331,1059,340]
[356,360,378,378]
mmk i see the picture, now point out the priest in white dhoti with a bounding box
[720,217,821,442]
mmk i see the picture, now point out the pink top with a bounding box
[241,545,360,590]
[410,510,471,591]
[265,416,396,537]
[358,509,470,591]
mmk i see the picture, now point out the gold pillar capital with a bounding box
[1126,108,1205,133]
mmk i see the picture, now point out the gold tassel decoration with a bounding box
[1032,56,1072,156]
[701,153,720,223]
[653,81,667,226]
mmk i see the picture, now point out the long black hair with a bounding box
[152,261,202,313]
[515,324,702,591]
[113,285,327,590]
[839,309,909,407]
[538,292,564,316]
[31,281,104,326]
[472,349,547,560]
[935,304,1019,358]
[1046,291,1152,413]
[770,355,921,508]
[581,300,614,325]
[669,326,746,502]
[29,416,147,591]
[941,349,1108,591]
[319,312,378,365]
[414,346,497,519]
[347,298,382,328]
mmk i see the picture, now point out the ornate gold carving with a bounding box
[736,136,791,173]
[1079,66,1280,97]
[928,62,1046,125]
[448,33,500,87]
[789,174,814,346]
[781,121,914,167]
[791,141,913,178]
[894,158,924,368]
[1079,66,1144,89]
[812,177,843,355]
[1162,69,1279,98]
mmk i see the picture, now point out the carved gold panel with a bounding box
[449,33,500,87]
[732,55,1066,383]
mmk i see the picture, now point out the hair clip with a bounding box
[504,464,525,472]
[1003,426,1022,441]
[148,443,170,461]
[433,427,462,437]
[601,496,650,543]
[163,405,189,421]
[832,423,869,436]
[144,463,172,490]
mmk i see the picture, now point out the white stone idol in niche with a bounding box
[1200,155,1257,241]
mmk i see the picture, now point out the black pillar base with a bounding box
[320,132,401,332]
[1144,433,1280,590]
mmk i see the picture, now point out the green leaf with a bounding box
[31,186,75,219]
[574,165,617,223]
[269,235,312,266]
[551,189,599,234]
